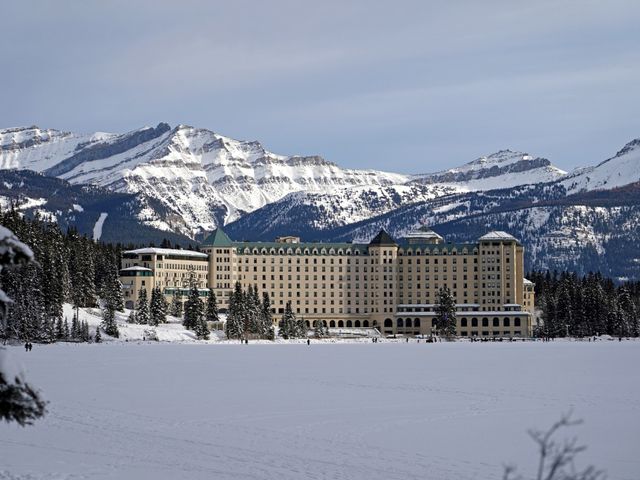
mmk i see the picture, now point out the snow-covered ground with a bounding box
[1,341,638,480]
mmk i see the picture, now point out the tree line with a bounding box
[0,209,123,343]
[527,270,640,338]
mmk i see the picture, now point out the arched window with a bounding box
[346,320,353,327]
[305,320,310,328]
[330,320,336,328]
[432,318,437,327]
[482,317,489,327]
[514,318,521,327]
[363,320,369,327]
[503,317,510,327]
[472,317,478,327]
[406,318,412,328]
[338,320,344,327]
[414,318,421,327]
[384,318,392,327]
[461,317,468,327]
[354,320,361,327]
[397,318,404,328]
[493,317,500,327]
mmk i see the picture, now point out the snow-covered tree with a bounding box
[280,302,304,339]
[183,284,204,332]
[135,287,150,325]
[260,292,274,340]
[170,292,183,318]
[434,286,456,337]
[205,289,219,324]
[225,282,244,340]
[101,303,119,338]
[314,319,328,338]
[0,224,47,425]
[149,287,167,326]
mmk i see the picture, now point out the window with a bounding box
[460,317,468,327]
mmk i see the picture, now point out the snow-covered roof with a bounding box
[120,266,152,272]
[403,230,444,240]
[123,248,208,258]
[478,231,518,242]
[523,278,534,285]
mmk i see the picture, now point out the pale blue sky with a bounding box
[2,0,639,173]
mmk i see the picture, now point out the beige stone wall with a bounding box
[120,250,209,306]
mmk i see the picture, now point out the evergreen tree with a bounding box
[314,319,328,338]
[170,292,183,318]
[71,314,79,340]
[225,282,244,340]
[205,289,219,324]
[194,315,210,340]
[149,287,167,326]
[135,287,150,325]
[183,284,204,332]
[279,301,301,339]
[55,316,64,340]
[94,326,102,343]
[434,287,457,337]
[101,303,120,338]
[63,318,70,340]
[127,311,137,324]
[102,253,124,312]
[260,292,274,339]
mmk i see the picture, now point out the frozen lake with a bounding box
[2,340,639,480]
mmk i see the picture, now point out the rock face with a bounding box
[0,124,409,237]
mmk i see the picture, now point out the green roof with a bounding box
[368,229,397,246]
[201,228,233,247]
[232,241,369,255]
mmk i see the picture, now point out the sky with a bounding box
[1,0,639,173]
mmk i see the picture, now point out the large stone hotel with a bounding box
[120,228,535,337]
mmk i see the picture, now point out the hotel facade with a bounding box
[120,228,535,337]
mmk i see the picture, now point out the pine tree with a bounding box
[127,311,137,323]
[434,287,457,337]
[63,318,70,340]
[279,301,300,339]
[71,314,79,340]
[194,315,210,340]
[225,282,244,340]
[94,326,102,343]
[149,287,167,326]
[183,284,204,332]
[135,287,150,325]
[170,292,183,318]
[101,303,119,338]
[314,319,328,338]
[55,316,64,340]
[260,292,274,339]
[205,289,219,324]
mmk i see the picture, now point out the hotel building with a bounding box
[120,228,535,337]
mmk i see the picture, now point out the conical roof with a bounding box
[368,229,397,246]
[202,228,233,247]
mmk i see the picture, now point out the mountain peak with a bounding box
[611,138,640,159]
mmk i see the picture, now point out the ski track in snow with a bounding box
[1,342,639,480]
[92,213,108,241]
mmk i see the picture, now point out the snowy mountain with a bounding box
[560,139,640,194]
[1,122,640,277]
[0,124,408,237]
[411,149,566,190]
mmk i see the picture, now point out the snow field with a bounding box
[1,341,639,480]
